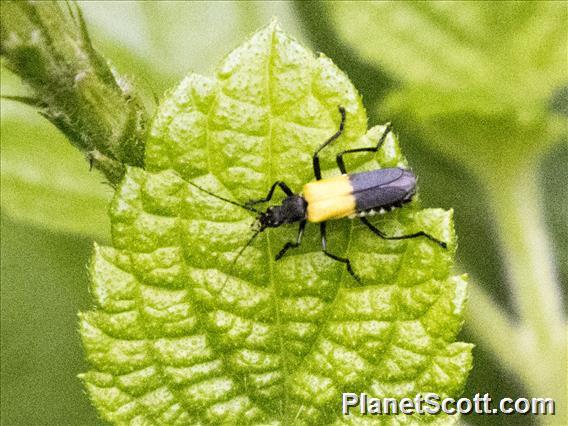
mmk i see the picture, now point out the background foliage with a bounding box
[1,2,566,424]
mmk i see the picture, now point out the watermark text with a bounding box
[342,393,555,416]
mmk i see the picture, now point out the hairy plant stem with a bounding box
[0,1,149,185]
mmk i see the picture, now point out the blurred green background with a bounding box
[1,2,566,425]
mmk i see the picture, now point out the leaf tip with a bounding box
[268,16,280,30]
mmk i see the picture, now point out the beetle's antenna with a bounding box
[188,181,261,214]
[231,228,262,273]
[217,227,263,295]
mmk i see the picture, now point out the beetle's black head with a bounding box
[257,195,307,230]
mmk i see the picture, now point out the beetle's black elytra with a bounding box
[189,106,447,283]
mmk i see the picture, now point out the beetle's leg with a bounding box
[312,106,346,180]
[359,216,447,249]
[275,220,307,260]
[320,222,361,283]
[245,181,293,206]
[335,123,392,174]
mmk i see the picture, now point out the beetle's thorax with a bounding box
[259,195,307,228]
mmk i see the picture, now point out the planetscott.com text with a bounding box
[342,393,555,416]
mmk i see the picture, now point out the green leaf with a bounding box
[328,2,565,113]
[324,1,567,169]
[81,22,471,424]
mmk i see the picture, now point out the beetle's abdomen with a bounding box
[303,168,416,223]
[351,168,416,212]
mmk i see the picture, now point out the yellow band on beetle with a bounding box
[303,175,356,222]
